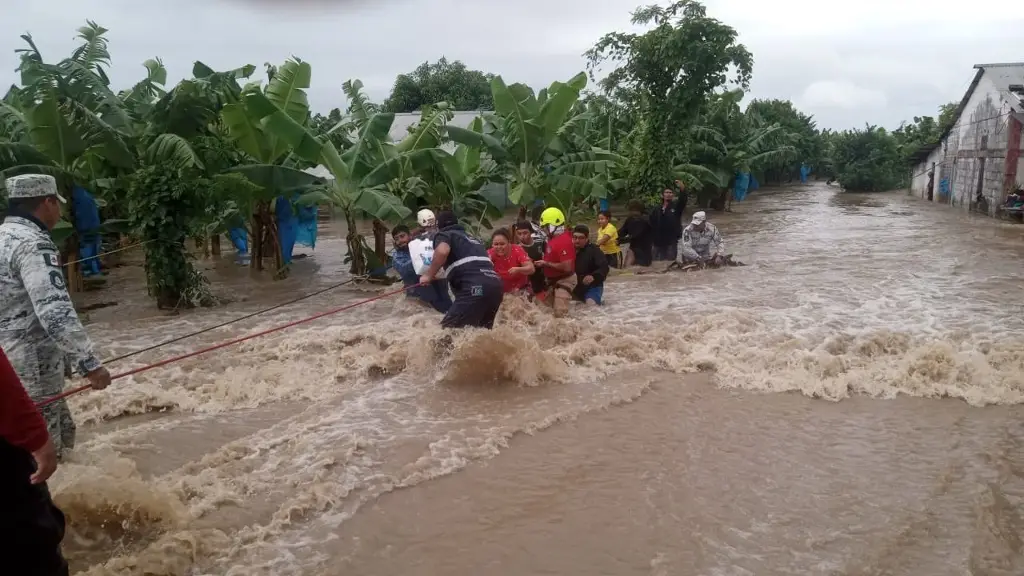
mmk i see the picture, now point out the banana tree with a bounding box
[230,72,465,275]
[444,73,620,218]
[221,58,323,277]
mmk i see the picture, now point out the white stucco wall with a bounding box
[945,71,1018,213]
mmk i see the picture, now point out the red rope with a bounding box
[36,286,409,408]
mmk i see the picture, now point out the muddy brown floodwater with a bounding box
[52,183,1024,575]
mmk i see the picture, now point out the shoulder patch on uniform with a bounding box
[37,242,56,251]
[43,252,61,268]
[49,270,66,290]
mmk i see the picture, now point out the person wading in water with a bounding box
[419,211,504,329]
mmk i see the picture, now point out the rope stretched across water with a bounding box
[36,285,409,409]
[103,278,358,365]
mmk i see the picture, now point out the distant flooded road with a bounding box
[59,183,1024,575]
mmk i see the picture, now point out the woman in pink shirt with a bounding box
[487,228,535,294]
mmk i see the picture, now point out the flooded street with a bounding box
[58,183,1024,575]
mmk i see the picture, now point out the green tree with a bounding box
[445,73,621,215]
[829,125,903,192]
[586,0,753,198]
[383,58,494,113]
[745,98,821,183]
[221,58,324,277]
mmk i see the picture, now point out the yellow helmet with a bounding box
[539,207,565,227]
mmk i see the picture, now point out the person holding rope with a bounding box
[419,210,503,329]
[0,175,111,460]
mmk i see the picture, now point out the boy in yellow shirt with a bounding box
[596,210,621,268]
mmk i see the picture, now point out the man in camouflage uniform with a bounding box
[0,174,111,459]
[680,211,726,267]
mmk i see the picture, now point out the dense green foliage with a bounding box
[0,3,963,307]
[383,58,494,113]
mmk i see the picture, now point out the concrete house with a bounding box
[909,63,1024,216]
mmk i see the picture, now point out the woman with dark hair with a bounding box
[487,228,535,295]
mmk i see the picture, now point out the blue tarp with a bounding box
[750,175,760,191]
[939,178,951,198]
[295,204,318,249]
[275,196,298,265]
[229,228,248,254]
[71,186,102,276]
[733,172,751,202]
[598,198,610,212]
[799,164,811,183]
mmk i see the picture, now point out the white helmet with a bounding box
[417,209,436,228]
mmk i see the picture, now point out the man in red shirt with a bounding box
[0,349,69,575]
[534,207,576,318]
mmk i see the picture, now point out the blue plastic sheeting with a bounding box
[275,196,298,265]
[750,175,760,191]
[71,186,102,276]
[71,186,101,232]
[599,198,610,212]
[799,164,811,183]
[229,228,248,254]
[939,178,950,197]
[295,204,318,249]
[733,172,751,202]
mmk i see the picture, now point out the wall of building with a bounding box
[910,147,943,200]
[943,73,1015,215]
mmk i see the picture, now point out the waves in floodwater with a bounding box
[57,185,1024,575]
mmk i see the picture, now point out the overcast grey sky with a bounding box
[1,0,1021,130]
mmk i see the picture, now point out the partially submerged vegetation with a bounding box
[0,1,943,308]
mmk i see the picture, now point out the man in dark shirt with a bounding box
[649,186,685,262]
[618,200,653,267]
[419,211,504,329]
[571,225,610,305]
[515,221,546,296]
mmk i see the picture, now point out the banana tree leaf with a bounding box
[229,164,323,201]
[221,102,273,162]
[294,190,332,207]
[444,126,508,161]
[50,220,74,245]
[395,104,451,153]
[352,186,411,222]
[536,74,586,151]
[242,92,325,165]
[266,58,312,160]
[0,142,53,170]
[476,183,509,211]
[146,133,204,170]
[28,95,87,167]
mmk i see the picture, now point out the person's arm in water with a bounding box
[680,227,701,261]
[419,241,450,285]
[709,225,725,258]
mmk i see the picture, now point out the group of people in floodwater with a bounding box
[389,181,727,329]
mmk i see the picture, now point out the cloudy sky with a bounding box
[1,0,1021,130]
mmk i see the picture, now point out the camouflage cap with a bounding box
[4,174,66,203]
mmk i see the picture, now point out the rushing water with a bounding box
[54,183,1024,575]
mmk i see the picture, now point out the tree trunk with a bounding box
[251,213,265,272]
[64,235,84,294]
[344,209,366,276]
[373,219,388,263]
[210,234,221,257]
